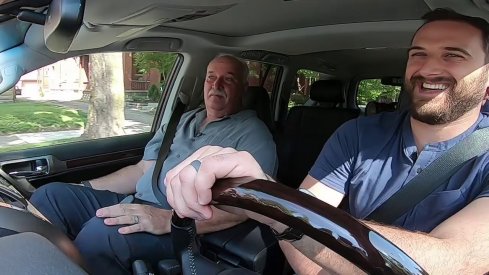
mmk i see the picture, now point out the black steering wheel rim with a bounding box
[214,179,428,274]
[173,179,428,275]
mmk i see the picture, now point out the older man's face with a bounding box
[404,20,489,125]
[204,57,246,116]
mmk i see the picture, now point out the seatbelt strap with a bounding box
[367,127,489,224]
[151,98,186,205]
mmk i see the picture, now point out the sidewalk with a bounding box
[0,92,156,148]
[0,120,151,149]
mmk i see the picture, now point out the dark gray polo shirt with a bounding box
[135,107,277,206]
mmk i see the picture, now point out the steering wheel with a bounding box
[0,182,87,272]
[171,179,428,275]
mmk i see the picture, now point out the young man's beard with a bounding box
[405,73,487,125]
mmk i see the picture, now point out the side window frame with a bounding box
[151,53,184,133]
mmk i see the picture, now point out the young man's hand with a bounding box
[165,145,268,220]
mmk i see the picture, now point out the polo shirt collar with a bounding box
[402,112,485,155]
[195,108,255,133]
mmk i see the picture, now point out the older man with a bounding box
[30,55,277,275]
[167,9,489,274]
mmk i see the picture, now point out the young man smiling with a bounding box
[166,9,489,274]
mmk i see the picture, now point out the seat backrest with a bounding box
[277,80,359,188]
[398,88,410,112]
[243,86,274,132]
[365,101,397,115]
[304,79,344,108]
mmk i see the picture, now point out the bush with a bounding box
[130,95,148,103]
[148,84,161,102]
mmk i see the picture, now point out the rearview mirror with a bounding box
[44,0,85,53]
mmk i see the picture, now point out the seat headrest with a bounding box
[365,101,397,115]
[243,86,274,131]
[398,88,410,112]
[309,80,344,103]
[243,86,269,108]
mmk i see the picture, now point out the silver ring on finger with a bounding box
[133,215,139,224]
[189,159,202,172]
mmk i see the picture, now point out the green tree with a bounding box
[297,69,320,79]
[133,52,177,83]
[357,79,401,105]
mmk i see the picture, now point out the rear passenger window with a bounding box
[357,79,401,110]
[246,61,281,95]
[289,69,329,109]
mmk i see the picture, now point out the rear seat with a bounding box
[243,86,274,132]
[277,80,360,188]
[365,101,397,115]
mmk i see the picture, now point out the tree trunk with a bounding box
[83,53,125,139]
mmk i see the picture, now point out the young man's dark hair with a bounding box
[421,8,489,59]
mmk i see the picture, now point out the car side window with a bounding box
[246,61,281,95]
[357,79,401,107]
[0,52,179,153]
[288,69,328,109]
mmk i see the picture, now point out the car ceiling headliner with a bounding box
[5,0,489,79]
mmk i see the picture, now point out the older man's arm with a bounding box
[89,160,154,194]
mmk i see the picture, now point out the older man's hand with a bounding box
[164,145,268,220]
[96,204,172,235]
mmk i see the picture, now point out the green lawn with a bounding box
[0,101,87,135]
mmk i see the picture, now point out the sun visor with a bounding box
[84,1,236,26]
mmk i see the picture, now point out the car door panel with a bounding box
[0,132,153,187]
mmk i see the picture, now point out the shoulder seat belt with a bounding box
[367,127,489,224]
[151,98,187,205]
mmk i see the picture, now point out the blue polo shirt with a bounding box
[135,108,277,206]
[310,111,489,232]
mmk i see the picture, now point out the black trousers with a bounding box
[30,182,175,275]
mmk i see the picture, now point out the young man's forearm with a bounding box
[365,221,484,274]
[196,207,248,234]
[280,221,486,274]
[280,241,345,275]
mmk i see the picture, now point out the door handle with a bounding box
[3,158,49,179]
[9,170,47,178]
